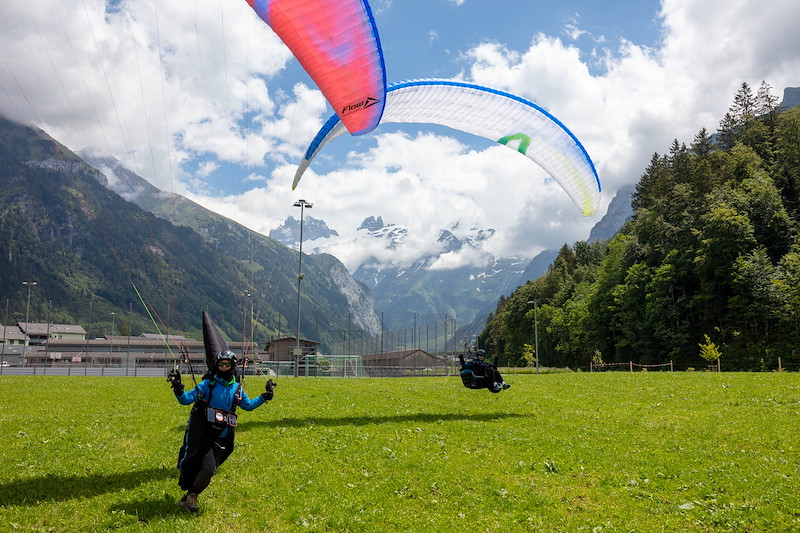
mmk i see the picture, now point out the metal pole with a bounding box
[23,281,37,364]
[294,199,312,377]
[1,298,7,369]
[110,312,116,366]
[534,301,539,374]
[413,313,416,351]
[87,294,93,339]
[45,300,51,365]
[127,303,132,376]
[444,313,447,357]
[244,290,253,359]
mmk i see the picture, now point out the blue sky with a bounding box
[1,0,799,271]
[375,0,662,77]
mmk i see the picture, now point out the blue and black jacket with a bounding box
[175,376,266,437]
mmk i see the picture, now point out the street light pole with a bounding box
[22,281,37,363]
[110,312,116,364]
[527,300,539,374]
[2,298,8,369]
[45,300,51,365]
[293,199,312,377]
[244,290,253,360]
[127,303,132,376]
[0,298,8,372]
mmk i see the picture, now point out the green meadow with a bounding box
[1,373,799,532]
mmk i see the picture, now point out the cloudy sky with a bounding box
[1,0,799,271]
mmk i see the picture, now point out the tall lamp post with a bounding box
[527,300,539,374]
[110,312,116,365]
[293,199,312,377]
[2,298,8,368]
[244,290,253,359]
[22,281,37,363]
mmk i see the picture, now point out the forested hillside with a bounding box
[480,82,800,370]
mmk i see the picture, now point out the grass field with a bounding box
[1,372,799,532]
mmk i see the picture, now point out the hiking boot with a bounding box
[179,492,199,513]
[492,382,502,392]
[502,382,510,390]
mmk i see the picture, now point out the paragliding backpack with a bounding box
[460,362,490,389]
[196,376,242,429]
[459,352,491,390]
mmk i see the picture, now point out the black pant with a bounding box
[178,405,234,493]
[189,443,225,494]
[474,361,503,383]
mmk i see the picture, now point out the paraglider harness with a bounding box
[201,378,241,429]
[458,349,496,390]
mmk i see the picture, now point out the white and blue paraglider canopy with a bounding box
[293,78,601,216]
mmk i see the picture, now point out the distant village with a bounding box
[0,322,447,376]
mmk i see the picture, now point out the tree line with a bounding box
[479,82,800,371]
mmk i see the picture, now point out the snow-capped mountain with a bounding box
[266,181,633,338]
[350,217,527,332]
[268,215,339,248]
[357,216,407,250]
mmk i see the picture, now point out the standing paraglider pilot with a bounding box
[167,349,275,512]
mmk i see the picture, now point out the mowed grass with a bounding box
[1,373,799,532]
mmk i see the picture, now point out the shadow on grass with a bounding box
[0,467,174,506]
[237,411,528,431]
[110,495,190,521]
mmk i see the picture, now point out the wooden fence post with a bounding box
[670,360,673,372]
[778,357,782,372]
[629,361,633,372]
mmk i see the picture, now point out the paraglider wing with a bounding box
[245,0,386,135]
[294,79,601,216]
[202,311,230,373]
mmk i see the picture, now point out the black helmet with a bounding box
[216,349,237,366]
[476,349,485,358]
[215,349,237,380]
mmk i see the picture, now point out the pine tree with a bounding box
[756,81,780,118]
[731,82,755,122]
[717,112,738,151]
[632,152,665,210]
[691,127,714,159]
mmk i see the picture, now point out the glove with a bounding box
[167,369,184,394]
[261,379,276,401]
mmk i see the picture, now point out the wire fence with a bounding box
[0,359,454,378]
[2,358,798,377]
[324,316,464,357]
[583,361,675,372]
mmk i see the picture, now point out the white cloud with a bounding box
[197,160,219,178]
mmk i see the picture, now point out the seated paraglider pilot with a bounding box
[459,349,510,392]
[167,349,275,513]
